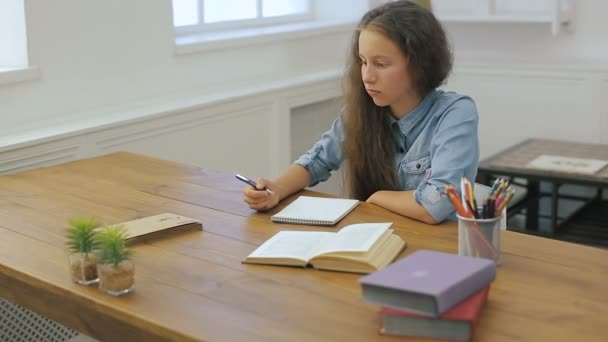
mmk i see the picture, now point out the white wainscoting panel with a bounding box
[276,75,342,175]
[94,104,275,178]
[0,139,82,175]
[0,64,606,178]
[0,72,342,177]
[291,99,345,197]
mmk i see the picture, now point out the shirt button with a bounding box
[399,148,405,153]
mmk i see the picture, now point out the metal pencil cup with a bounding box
[457,211,505,265]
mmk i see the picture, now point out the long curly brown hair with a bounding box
[342,1,452,200]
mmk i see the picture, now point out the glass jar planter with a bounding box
[98,260,135,296]
[68,252,99,285]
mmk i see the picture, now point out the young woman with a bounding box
[242,1,479,224]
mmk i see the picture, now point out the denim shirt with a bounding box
[293,89,480,222]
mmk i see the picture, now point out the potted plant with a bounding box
[96,225,135,296]
[66,217,101,285]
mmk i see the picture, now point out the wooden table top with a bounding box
[0,152,607,342]
[479,138,608,184]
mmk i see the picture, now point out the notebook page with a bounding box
[315,223,392,254]
[248,231,334,261]
[271,196,359,225]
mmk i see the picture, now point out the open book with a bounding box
[271,196,359,226]
[243,222,406,274]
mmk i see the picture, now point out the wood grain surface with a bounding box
[0,152,606,341]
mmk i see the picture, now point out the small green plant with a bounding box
[96,225,133,267]
[66,217,101,254]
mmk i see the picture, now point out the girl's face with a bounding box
[359,28,419,117]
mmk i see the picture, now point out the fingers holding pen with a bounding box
[236,173,281,211]
[242,185,279,211]
[243,188,270,205]
[243,194,274,211]
[243,186,271,200]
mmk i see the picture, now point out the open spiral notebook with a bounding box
[271,196,360,226]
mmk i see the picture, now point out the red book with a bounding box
[379,286,490,341]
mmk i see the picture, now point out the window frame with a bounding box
[174,0,314,35]
[431,0,574,35]
[0,0,40,85]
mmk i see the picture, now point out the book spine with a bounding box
[271,217,333,226]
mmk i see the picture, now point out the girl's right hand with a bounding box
[242,178,280,211]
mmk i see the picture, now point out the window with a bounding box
[0,0,28,68]
[172,0,367,55]
[0,0,39,85]
[172,0,312,33]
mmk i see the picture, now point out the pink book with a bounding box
[379,286,490,341]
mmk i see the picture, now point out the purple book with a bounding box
[358,250,496,317]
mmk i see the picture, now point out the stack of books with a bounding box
[358,250,496,341]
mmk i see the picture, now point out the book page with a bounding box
[526,154,608,174]
[315,223,392,255]
[248,231,334,262]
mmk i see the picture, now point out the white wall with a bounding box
[0,0,606,181]
[440,0,608,158]
[445,1,608,62]
[0,0,360,140]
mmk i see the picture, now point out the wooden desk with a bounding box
[477,139,608,243]
[0,152,607,342]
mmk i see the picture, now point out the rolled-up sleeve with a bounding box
[293,114,345,186]
[414,97,480,222]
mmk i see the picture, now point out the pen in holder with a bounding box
[445,178,513,265]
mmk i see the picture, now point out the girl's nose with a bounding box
[362,66,376,83]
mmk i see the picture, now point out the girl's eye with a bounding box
[376,62,387,68]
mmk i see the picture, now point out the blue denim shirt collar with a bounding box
[388,90,438,136]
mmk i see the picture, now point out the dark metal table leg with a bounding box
[476,171,490,186]
[526,180,540,231]
[550,183,561,234]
